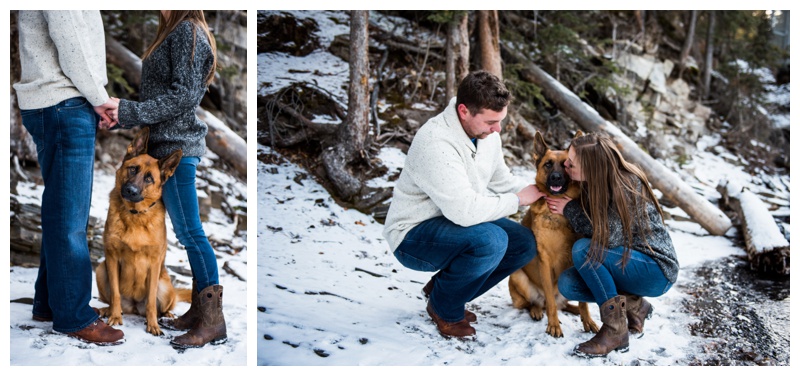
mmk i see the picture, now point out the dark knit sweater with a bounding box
[117,21,214,159]
[563,182,680,283]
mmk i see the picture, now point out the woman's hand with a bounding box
[545,195,572,215]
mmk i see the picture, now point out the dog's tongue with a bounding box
[550,186,562,192]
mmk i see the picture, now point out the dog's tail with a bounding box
[176,288,193,303]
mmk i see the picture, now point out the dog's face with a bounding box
[532,131,583,197]
[116,128,182,206]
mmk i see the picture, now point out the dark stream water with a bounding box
[678,256,790,365]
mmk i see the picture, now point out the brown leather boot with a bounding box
[160,281,200,330]
[170,285,227,349]
[66,318,125,346]
[573,296,629,358]
[426,301,476,340]
[624,294,653,336]
[422,278,477,323]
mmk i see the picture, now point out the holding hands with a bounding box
[94,97,120,129]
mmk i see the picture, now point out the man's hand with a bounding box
[94,98,119,129]
[516,184,545,206]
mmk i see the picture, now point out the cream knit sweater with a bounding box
[14,11,109,110]
[383,97,529,252]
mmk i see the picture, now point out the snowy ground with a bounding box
[9,155,248,366]
[256,140,788,366]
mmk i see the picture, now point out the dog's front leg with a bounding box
[105,255,124,326]
[145,263,163,336]
[538,254,563,338]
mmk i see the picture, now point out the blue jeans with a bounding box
[161,156,219,292]
[558,238,673,304]
[21,97,100,333]
[394,217,536,322]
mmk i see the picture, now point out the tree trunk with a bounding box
[504,45,732,236]
[104,35,247,177]
[678,10,698,78]
[718,180,789,276]
[446,12,470,101]
[321,10,370,201]
[703,11,716,100]
[477,10,502,80]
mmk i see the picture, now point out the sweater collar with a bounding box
[442,97,477,152]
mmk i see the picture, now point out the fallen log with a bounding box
[106,36,247,177]
[503,45,732,236]
[718,180,789,276]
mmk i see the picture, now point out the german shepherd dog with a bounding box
[508,131,599,338]
[95,128,191,336]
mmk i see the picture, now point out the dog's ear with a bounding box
[124,128,150,161]
[533,131,548,165]
[574,130,584,139]
[158,149,183,184]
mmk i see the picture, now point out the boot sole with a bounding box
[573,344,629,358]
[68,336,126,346]
[170,336,228,350]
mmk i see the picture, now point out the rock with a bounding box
[258,11,321,56]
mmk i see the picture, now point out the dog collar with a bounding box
[129,201,157,214]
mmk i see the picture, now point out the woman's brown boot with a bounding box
[573,296,629,358]
[170,285,227,349]
[623,293,653,337]
[161,281,200,330]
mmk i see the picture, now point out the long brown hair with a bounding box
[142,10,217,85]
[570,133,664,268]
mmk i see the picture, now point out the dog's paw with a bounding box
[583,319,599,333]
[107,315,124,326]
[146,323,163,337]
[528,307,544,321]
[162,312,176,319]
[97,307,111,318]
[546,322,564,338]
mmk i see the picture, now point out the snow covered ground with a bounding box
[8,154,248,366]
[256,140,788,366]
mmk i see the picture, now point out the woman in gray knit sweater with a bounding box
[545,133,679,358]
[105,10,226,349]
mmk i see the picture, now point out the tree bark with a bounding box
[718,180,789,275]
[703,11,716,100]
[446,12,470,101]
[477,10,502,80]
[504,45,732,236]
[105,35,247,177]
[678,10,698,78]
[321,10,370,201]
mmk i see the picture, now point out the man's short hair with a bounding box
[456,70,511,115]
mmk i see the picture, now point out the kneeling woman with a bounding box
[545,133,679,358]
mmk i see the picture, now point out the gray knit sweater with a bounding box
[563,181,679,283]
[117,21,214,159]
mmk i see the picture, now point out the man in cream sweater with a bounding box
[383,71,544,339]
[14,10,123,345]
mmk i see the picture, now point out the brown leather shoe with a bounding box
[422,278,477,323]
[426,302,476,340]
[66,318,125,346]
[33,307,101,322]
[624,294,653,336]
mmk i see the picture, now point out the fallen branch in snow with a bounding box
[354,267,386,278]
[717,180,790,276]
